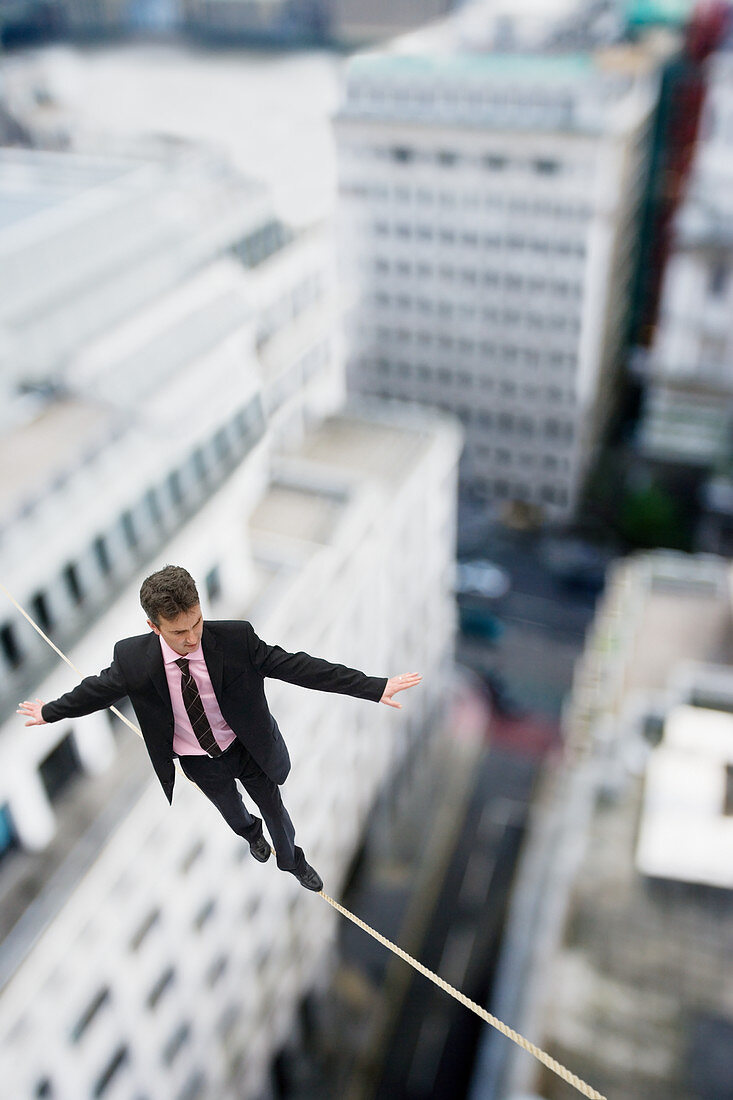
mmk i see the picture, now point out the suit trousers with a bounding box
[178,739,304,872]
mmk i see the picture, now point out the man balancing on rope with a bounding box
[17,564,421,892]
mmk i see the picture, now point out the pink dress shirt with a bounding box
[159,635,237,756]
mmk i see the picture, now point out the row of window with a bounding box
[362,330,578,370]
[343,182,591,222]
[473,477,571,508]
[371,291,582,334]
[369,220,587,257]
[372,258,583,299]
[367,358,577,395]
[0,399,263,680]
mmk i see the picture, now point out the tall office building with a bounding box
[636,41,733,548]
[335,40,666,520]
[0,144,461,1099]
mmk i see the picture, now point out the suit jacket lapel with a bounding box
[147,632,171,710]
[202,624,224,701]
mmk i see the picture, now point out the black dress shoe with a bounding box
[248,835,271,863]
[289,861,323,892]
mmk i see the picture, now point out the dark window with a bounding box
[391,146,414,163]
[147,966,175,1010]
[194,899,216,931]
[483,154,506,170]
[145,489,163,526]
[192,449,208,484]
[0,804,18,866]
[71,988,111,1043]
[205,567,221,604]
[93,536,112,576]
[130,908,161,952]
[31,591,53,632]
[168,471,184,507]
[39,735,81,802]
[534,158,559,175]
[709,262,729,297]
[93,1045,129,1098]
[63,563,83,605]
[0,623,23,669]
[437,150,457,166]
[214,428,231,463]
[206,955,229,987]
[121,511,138,550]
[35,1080,53,1098]
[163,1022,191,1066]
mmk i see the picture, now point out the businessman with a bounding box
[18,565,421,891]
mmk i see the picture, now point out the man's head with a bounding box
[140,566,203,656]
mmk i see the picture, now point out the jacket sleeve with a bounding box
[41,646,128,722]
[246,625,387,703]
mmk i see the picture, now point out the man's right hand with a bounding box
[17,699,47,726]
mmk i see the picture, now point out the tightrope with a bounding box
[3,582,606,1100]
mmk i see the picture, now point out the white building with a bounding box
[637,46,733,502]
[0,145,461,1099]
[335,42,664,520]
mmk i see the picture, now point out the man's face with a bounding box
[148,604,204,656]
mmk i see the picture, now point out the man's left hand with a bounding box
[380,673,422,709]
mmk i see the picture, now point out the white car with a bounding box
[455,559,511,600]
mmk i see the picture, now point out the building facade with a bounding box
[636,43,733,548]
[0,144,461,1099]
[335,46,662,520]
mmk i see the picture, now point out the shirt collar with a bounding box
[159,635,204,665]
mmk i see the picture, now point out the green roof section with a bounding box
[624,0,695,26]
[348,51,596,82]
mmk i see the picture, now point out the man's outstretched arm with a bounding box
[17,657,127,726]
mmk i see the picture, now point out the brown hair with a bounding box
[140,565,200,625]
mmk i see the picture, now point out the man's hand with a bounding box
[380,673,422,709]
[17,699,47,726]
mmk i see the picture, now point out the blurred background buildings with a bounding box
[1,0,733,1098]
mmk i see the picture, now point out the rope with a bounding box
[3,581,606,1100]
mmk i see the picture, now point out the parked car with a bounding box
[455,559,511,600]
[458,605,505,642]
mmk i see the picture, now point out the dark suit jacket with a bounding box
[42,620,388,804]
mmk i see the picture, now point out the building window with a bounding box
[35,1079,53,1098]
[176,1071,206,1100]
[31,591,53,633]
[390,146,413,163]
[483,154,506,170]
[163,1022,191,1067]
[130,908,161,952]
[62,562,84,606]
[147,966,175,1010]
[206,955,229,988]
[71,987,111,1043]
[39,735,81,803]
[93,1045,129,1098]
[192,449,208,484]
[146,489,163,527]
[0,622,23,669]
[708,261,729,297]
[121,511,138,550]
[168,471,184,507]
[0,804,18,866]
[93,536,112,577]
[534,158,560,175]
[194,899,216,931]
[205,567,221,604]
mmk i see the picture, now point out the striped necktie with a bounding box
[175,657,222,757]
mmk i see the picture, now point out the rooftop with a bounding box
[0,397,118,523]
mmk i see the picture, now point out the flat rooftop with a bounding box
[0,397,117,522]
[249,483,344,547]
[298,412,430,488]
[0,147,139,235]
